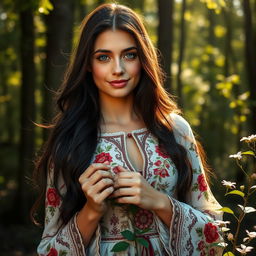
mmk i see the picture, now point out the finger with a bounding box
[87,170,114,186]
[79,162,110,182]
[116,165,129,172]
[93,177,114,193]
[115,195,138,205]
[116,169,142,179]
[114,178,135,189]
[111,187,138,198]
[97,186,115,201]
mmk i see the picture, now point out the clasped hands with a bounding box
[78,161,168,216]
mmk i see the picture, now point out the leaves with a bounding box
[129,205,139,214]
[223,252,235,256]
[136,237,149,248]
[111,241,130,252]
[195,227,203,236]
[225,190,245,198]
[135,227,152,235]
[217,207,234,214]
[59,251,67,256]
[121,230,135,241]
[38,0,54,14]
[241,150,255,156]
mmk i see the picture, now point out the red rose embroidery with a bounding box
[154,160,162,166]
[94,152,112,163]
[200,251,206,256]
[209,248,215,256]
[134,209,153,230]
[204,222,219,243]
[46,188,60,207]
[151,181,156,187]
[47,248,58,256]
[197,240,205,251]
[197,174,207,192]
[112,166,121,174]
[155,146,169,158]
[153,168,169,178]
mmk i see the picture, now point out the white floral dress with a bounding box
[37,114,223,256]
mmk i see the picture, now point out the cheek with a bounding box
[127,61,141,78]
[91,63,107,81]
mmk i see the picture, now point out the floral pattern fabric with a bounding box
[37,113,223,256]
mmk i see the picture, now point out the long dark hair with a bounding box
[32,3,209,225]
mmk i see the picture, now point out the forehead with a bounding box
[94,29,136,50]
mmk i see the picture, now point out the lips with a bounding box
[109,79,129,88]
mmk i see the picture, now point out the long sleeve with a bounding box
[37,164,86,256]
[154,114,223,256]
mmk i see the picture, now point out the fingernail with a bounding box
[103,161,110,165]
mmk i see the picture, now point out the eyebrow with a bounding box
[93,46,137,55]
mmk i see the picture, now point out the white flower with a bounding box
[238,205,256,213]
[215,220,231,227]
[236,244,254,254]
[243,230,256,242]
[229,151,242,160]
[240,134,256,142]
[221,180,236,189]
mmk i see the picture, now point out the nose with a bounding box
[112,58,124,76]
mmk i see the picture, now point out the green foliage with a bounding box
[0,0,255,254]
[220,136,256,255]
[111,241,130,252]
[38,0,53,15]
[135,237,149,248]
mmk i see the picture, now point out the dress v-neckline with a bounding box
[100,128,149,177]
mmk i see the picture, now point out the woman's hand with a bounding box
[111,166,166,211]
[111,166,173,226]
[78,161,114,217]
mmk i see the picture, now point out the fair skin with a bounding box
[77,29,172,245]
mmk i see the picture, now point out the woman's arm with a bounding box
[38,161,114,255]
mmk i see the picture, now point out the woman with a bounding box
[33,3,223,256]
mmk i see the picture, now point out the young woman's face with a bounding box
[91,29,141,99]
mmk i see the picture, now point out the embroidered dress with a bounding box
[37,114,223,256]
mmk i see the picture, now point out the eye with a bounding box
[124,52,137,60]
[96,55,110,62]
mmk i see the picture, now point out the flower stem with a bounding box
[231,178,252,253]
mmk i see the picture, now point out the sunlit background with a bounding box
[0,0,255,255]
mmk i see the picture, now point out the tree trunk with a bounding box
[242,0,256,133]
[157,0,174,93]
[177,0,187,108]
[17,6,35,223]
[76,0,87,23]
[43,0,74,140]
[224,1,244,182]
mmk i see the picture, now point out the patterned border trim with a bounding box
[101,232,159,241]
[169,198,184,256]
[69,214,86,256]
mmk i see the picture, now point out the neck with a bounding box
[99,93,138,126]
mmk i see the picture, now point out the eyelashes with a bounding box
[124,52,137,60]
[96,52,138,62]
[96,55,110,61]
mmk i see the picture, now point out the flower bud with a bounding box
[240,185,245,191]
[227,233,234,241]
[251,173,256,180]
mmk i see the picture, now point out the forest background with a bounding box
[0,0,255,255]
